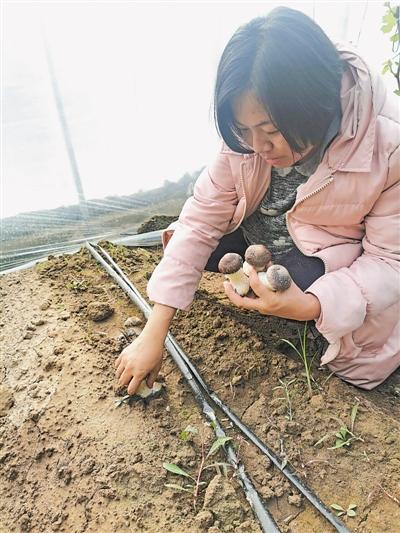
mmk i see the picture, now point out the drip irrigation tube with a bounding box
[86,241,350,533]
[86,242,280,533]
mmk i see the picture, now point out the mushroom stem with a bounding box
[225,269,250,296]
[218,253,250,295]
[258,265,292,292]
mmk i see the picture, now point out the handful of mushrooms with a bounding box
[218,244,292,295]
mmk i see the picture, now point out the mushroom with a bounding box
[134,380,163,400]
[258,264,292,292]
[243,244,273,276]
[218,253,250,296]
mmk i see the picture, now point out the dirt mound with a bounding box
[137,215,178,234]
[0,243,399,532]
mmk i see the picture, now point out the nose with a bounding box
[251,130,273,154]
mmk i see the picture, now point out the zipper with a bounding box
[230,159,250,233]
[286,175,335,274]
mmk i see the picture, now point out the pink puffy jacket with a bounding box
[147,44,400,390]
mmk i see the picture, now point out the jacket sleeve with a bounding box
[306,145,400,343]
[147,149,240,311]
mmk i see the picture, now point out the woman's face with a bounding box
[233,91,313,167]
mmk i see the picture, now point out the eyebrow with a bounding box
[236,119,272,128]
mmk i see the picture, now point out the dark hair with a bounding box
[214,7,343,154]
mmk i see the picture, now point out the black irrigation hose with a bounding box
[86,242,280,533]
[86,242,350,533]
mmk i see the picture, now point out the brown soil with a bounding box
[137,215,178,234]
[0,243,399,533]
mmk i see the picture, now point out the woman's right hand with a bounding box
[114,303,176,395]
[115,330,164,395]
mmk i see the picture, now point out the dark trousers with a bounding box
[205,228,325,291]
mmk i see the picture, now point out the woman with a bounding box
[115,7,400,393]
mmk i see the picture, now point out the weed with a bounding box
[328,404,364,449]
[280,323,317,396]
[272,378,296,420]
[67,277,88,291]
[179,425,198,442]
[331,503,357,517]
[163,429,233,509]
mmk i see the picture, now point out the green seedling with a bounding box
[330,503,357,517]
[272,378,296,420]
[328,404,364,450]
[331,426,354,449]
[280,323,317,396]
[67,277,88,291]
[179,425,198,442]
[163,431,232,509]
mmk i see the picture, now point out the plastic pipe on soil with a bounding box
[86,242,350,533]
[86,242,280,533]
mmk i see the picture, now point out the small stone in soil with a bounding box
[212,317,222,328]
[124,316,143,327]
[0,384,14,416]
[309,394,324,409]
[195,510,214,528]
[32,317,46,326]
[87,302,114,322]
[288,494,302,507]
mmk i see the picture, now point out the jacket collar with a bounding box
[325,43,378,173]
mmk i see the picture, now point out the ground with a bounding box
[0,243,399,533]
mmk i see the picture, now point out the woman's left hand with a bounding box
[223,265,321,321]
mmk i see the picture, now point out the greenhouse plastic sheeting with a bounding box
[0,230,163,275]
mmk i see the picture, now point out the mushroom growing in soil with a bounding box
[133,380,163,400]
[218,253,250,296]
[243,244,272,276]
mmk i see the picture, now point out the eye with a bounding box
[262,127,279,135]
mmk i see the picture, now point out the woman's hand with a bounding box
[223,265,321,321]
[115,330,164,395]
[114,303,176,395]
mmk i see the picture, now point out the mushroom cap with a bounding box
[266,264,292,291]
[245,245,272,270]
[135,380,163,399]
[218,253,243,274]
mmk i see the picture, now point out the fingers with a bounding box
[114,354,122,368]
[146,360,162,388]
[127,375,143,396]
[223,281,261,311]
[118,366,136,386]
[247,266,270,297]
[115,360,125,379]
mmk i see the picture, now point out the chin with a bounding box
[270,159,288,168]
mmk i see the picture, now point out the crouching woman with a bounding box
[115,7,400,393]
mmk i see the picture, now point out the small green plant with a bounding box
[179,424,198,442]
[280,323,317,396]
[330,503,357,517]
[163,431,232,509]
[381,2,400,95]
[67,277,88,291]
[329,404,364,450]
[272,378,296,420]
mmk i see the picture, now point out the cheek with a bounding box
[275,136,292,155]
